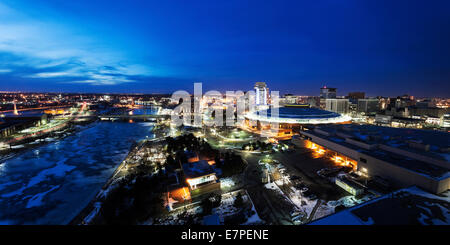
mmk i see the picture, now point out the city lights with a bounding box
[0,0,448,233]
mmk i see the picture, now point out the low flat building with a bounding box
[182,160,220,198]
[296,124,450,194]
[0,120,18,137]
[335,176,365,196]
[0,113,48,138]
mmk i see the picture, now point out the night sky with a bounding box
[0,0,449,97]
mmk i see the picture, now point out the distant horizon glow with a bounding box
[0,0,449,97]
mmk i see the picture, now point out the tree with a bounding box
[214,155,222,168]
[201,193,222,215]
[165,155,177,168]
[201,197,213,215]
[221,153,246,177]
[233,193,244,208]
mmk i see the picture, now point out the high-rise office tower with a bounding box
[254,82,268,105]
[320,86,337,99]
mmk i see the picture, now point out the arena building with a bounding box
[243,104,351,139]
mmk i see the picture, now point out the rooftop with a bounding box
[203,214,221,225]
[313,124,450,157]
[304,124,450,179]
[310,186,450,225]
[182,160,215,179]
[360,149,449,179]
[245,106,350,124]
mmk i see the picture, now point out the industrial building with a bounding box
[294,124,450,194]
[357,98,380,115]
[0,112,48,138]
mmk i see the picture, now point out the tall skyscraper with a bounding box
[254,82,268,105]
[320,86,337,99]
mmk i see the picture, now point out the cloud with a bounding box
[28,72,77,78]
[0,2,153,87]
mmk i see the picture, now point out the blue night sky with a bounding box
[0,0,449,97]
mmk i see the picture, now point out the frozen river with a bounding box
[0,121,155,224]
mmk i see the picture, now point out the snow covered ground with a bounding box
[263,168,377,223]
[311,187,450,225]
[156,190,263,225]
[220,177,236,189]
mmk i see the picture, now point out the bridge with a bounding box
[98,114,170,120]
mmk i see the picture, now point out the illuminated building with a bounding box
[254,82,268,105]
[182,160,220,198]
[335,177,364,196]
[243,104,351,139]
[296,124,450,194]
[320,86,337,99]
[165,186,191,211]
[284,94,298,104]
[443,114,450,128]
[0,113,48,138]
[357,98,379,115]
[325,99,350,114]
[43,109,67,115]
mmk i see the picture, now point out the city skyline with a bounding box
[1,0,449,234]
[1,0,450,96]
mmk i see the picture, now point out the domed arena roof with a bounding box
[245,106,351,124]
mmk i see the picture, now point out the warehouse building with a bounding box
[294,124,450,194]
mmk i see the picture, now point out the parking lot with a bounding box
[201,128,378,224]
[270,147,350,201]
[235,142,380,224]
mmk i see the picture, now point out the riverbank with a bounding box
[0,121,90,162]
[0,121,158,225]
[69,136,168,225]
[68,139,144,225]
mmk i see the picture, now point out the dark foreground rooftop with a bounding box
[310,186,450,225]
